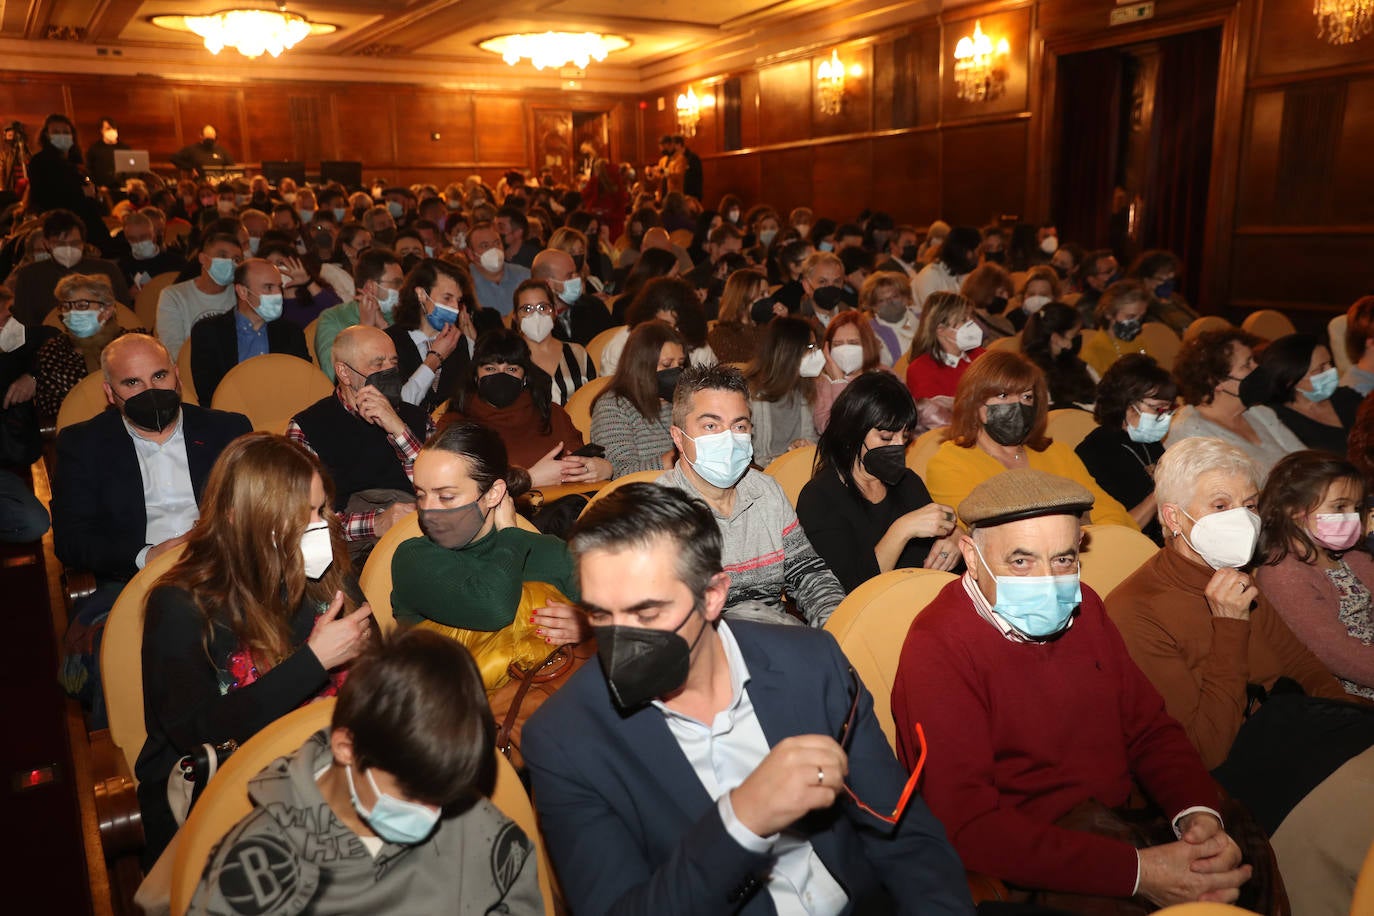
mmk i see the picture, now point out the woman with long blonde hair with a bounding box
[137,432,373,865]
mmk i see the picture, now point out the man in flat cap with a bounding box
[892,469,1258,910]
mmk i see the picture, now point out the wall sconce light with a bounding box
[953,20,1010,102]
[676,87,701,138]
[1313,0,1373,44]
[817,49,846,116]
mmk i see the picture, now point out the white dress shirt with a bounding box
[126,412,198,568]
[654,621,847,916]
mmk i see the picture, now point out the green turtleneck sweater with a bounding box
[390,525,578,630]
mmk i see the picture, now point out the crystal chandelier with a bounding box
[1313,0,1374,44]
[816,50,846,116]
[953,21,1011,103]
[479,32,630,70]
[676,88,701,138]
[150,6,336,59]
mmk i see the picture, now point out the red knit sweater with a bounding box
[891,578,1219,897]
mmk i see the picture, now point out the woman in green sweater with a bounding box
[391,422,586,666]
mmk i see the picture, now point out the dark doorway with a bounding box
[1052,27,1222,305]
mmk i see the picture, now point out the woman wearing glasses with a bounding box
[35,273,143,422]
[515,279,596,405]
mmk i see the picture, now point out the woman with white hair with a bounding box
[35,273,141,421]
[1106,436,1373,915]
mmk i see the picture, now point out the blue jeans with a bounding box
[0,469,48,542]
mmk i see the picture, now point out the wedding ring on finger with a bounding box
[816,767,824,785]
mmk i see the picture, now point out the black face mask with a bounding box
[1052,264,1070,281]
[478,372,524,409]
[418,499,487,550]
[1066,334,1083,357]
[1113,318,1142,342]
[1236,369,1267,408]
[595,606,706,709]
[656,367,683,402]
[900,244,919,264]
[200,138,216,150]
[120,387,182,433]
[373,228,397,247]
[347,363,403,407]
[990,295,1009,315]
[750,296,779,325]
[812,286,850,313]
[861,443,907,487]
[984,402,1036,446]
[984,250,1006,265]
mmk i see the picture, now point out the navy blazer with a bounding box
[52,403,252,581]
[188,308,311,405]
[523,620,973,916]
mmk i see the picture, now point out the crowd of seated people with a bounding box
[4,144,1374,915]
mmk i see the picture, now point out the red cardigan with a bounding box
[891,578,1218,897]
[905,348,985,400]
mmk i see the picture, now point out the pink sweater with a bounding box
[1254,551,1374,697]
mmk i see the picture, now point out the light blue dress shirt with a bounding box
[234,310,269,363]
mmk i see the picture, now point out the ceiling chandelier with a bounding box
[151,5,337,58]
[1313,0,1373,43]
[479,32,630,70]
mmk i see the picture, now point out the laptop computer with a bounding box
[116,150,150,173]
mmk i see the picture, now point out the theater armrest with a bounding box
[88,728,143,858]
[967,871,1009,904]
[63,568,96,605]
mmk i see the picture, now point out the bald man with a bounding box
[286,325,431,545]
[641,225,695,274]
[531,247,612,346]
[188,258,309,403]
[170,124,236,176]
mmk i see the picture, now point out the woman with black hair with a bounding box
[797,372,960,592]
[514,278,596,405]
[1021,301,1098,410]
[1246,333,1361,454]
[600,272,694,375]
[386,258,485,412]
[1075,353,1179,542]
[440,329,609,488]
[25,114,88,216]
[590,321,686,478]
[746,316,824,467]
[610,246,677,324]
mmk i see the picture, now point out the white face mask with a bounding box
[1040,236,1059,255]
[52,245,83,269]
[831,343,864,375]
[521,313,554,343]
[0,316,25,353]
[1178,506,1260,569]
[300,522,334,579]
[478,248,504,273]
[954,319,983,352]
[1022,294,1052,315]
[799,349,826,378]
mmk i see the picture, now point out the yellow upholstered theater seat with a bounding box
[763,444,816,507]
[905,426,947,480]
[1137,321,1182,370]
[210,353,333,433]
[1080,524,1159,600]
[134,271,178,331]
[579,469,664,516]
[1183,315,1233,343]
[1046,408,1098,451]
[1154,905,1254,915]
[176,336,199,406]
[988,333,1021,353]
[563,374,612,440]
[585,326,622,376]
[304,316,321,365]
[1350,836,1374,916]
[55,371,110,433]
[1241,308,1297,342]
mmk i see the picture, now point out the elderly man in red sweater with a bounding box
[892,469,1255,910]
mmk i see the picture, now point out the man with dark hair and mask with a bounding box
[11,208,132,328]
[523,481,973,916]
[52,333,251,721]
[875,224,920,281]
[914,225,981,312]
[469,221,531,315]
[287,324,431,546]
[169,124,235,177]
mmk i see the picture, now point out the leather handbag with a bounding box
[490,639,597,769]
[166,738,238,826]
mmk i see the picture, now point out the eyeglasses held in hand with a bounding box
[836,667,927,826]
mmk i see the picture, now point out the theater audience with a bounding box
[35,273,139,422]
[660,365,845,626]
[1339,295,1374,396]
[386,258,486,412]
[1075,354,1178,542]
[0,287,49,469]
[515,279,595,405]
[591,321,684,479]
[707,267,769,364]
[190,628,542,914]
[1167,329,1303,481]
[905,292,985,415]
[258,240,342,329]
[1005,264,1060,333]
[287,325,430,548]
[319,224,372,302]
[1244,333,1360,454]
[797,250,853,327]
[155,231,241,361]
[530,242,613,347]
[1020,301,1097,410]
[1076,249,1119,326]
[314,248,403,381]
[609,246,677,325]
[1255,450,1374,700]
[958,263,1016,344]
[116,211,185,292]
[1130,249,1198,335]
[468,221,531,315]
[798,373,959,592]
[12,208,131,328]
[925,350,1136,528]
[813,310,886,433]
[524,483,973,916]
[1107,436,1371,914]
[913,225,980,310]
[863,269,922,364]
[137,432,373,866]
[745,316,821,467]
[893,469,1256,910]
[188,258,310,403]
[600,273,693,375]
[442,329,608,488]
[1079,280,1159,376]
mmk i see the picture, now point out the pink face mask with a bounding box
[1313,513,1363,551]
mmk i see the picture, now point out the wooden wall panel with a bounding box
[758,147,814,219]
[241,93,299,164]
[329,90,395,167]
[1235,90,1284,227]
[701,154,760,207]
[813,43,873,138]
[474,97,528,168]
[396,93,477,167]
[871,132,942,225]
[811,141,871,221]
[941,121,1028,226]
[0,77,69,140]
[942,7,1033,122]
[1229,233,1374,310]
[757,60,812,147]
[1332,76,1374,225]
[1251,0,1374,79]
[174,87,243,150]
[739,71,762,150]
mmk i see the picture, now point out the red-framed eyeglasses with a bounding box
[837,667,928,826]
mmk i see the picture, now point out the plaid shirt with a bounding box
[285,391,433,540]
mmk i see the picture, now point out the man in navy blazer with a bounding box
[53,333,251,584]
[524,484,973,916]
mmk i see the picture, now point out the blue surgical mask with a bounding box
[557,276,583,305]
[1302,366,1338,403]
[345,766,440,846]
[49,133,73,152]
[208,257,236,286]
[973,541,1081,639]
[62,309,103,338]
[247,236,261,255]
[759,228,777,247]
[686,430,753,489]
[376,287,399,323]
[426,300,459,332]
[254,292,283,322]
[818,241,834,252]
[333,207,348,224]
[1154,279,1178,299]
[1127,408,1171,443]
[387,201,404,219]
